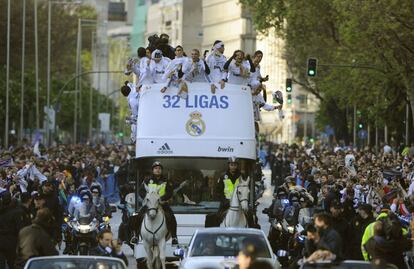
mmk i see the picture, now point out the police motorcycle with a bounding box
[265,188,305,266]
[64,190,111,255]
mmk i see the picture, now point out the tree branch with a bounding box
[292,78,324,101]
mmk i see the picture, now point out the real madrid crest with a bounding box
[186,111,206,137]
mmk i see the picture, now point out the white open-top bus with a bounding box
[132,82,258,265]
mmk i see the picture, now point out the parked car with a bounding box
[174,227,281,269]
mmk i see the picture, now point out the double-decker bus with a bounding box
[132,82,258,264]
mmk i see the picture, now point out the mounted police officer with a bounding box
[135,161,178,245]
[205,157,256,227]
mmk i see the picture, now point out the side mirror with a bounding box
[173,247,185,258]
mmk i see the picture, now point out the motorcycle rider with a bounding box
[283,191,301,226]
[135,161,179,245]
[205,157,257,228]
[90,183,110,218]
[298,193,315,227]
[68,185,89,216]
[73,190,97,220]
[64,185,89,253]
[264,186,289,221]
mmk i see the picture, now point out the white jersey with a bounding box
[252,92,275,121]
[138,57,154,86]
[127,82,139,117]
[206,52,227,83]
[167,56,190,72]
[150,57,171,83]
[163,56,190,87]
[226,60,252,85]
[250,65,262,82]
[183,59,211,83]
[124,57,140,77]
[249,65,262,90]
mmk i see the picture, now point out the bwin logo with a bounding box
[157,143,173,154]
[217,146,234,152]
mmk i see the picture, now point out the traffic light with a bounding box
[358,123,363,129]
[286,78,292,92]
[307,58,317,77]
[287,94,292,104]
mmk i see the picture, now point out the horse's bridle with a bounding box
[229,184,249,212]
[147,207,159,215]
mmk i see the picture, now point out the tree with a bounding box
[241,0,413,143]
[0,0,124,144]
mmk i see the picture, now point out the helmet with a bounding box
[288,191,300,203]
[79,190,92,202]
[152,161,163,169]
[284,176,295,185]
[90,183,102,196]
[276,187,287,198]
[77,185,89,195]
[228,156,239,164]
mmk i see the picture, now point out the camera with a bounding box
[148,34,160,51]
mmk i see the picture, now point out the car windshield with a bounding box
[26,258,125,269]
[190,233,271,258]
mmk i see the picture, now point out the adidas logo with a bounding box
[157,143,173,154]
[159,143,171,151]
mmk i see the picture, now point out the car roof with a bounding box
[195,227,265,235]
[27,256,123,261]
[25,255,127,268]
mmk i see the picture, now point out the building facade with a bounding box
[145,0,203,50]
[201,0,255,56]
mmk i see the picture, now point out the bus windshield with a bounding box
[134,157,254,214]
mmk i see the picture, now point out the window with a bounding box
[135,157,255,214]
[190,233,271,258]
[165,20,172,27]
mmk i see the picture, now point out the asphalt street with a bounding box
[109,168,274,269]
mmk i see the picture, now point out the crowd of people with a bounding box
[1,138,414,269]
[264,142,414,268]
[0,141,133,269]
[121,33,283,143]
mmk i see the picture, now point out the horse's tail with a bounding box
[151,245,161,269]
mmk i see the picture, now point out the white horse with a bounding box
[222,177,250,228]
[141,184,170,269]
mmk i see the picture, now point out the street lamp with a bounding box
[46,0,82,146]
[73,19,96,144]
[4,0,10,149]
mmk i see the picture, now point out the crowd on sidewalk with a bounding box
[264,142,414,268]
[0,141,132,269]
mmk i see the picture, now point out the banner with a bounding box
[136,83,256,160]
